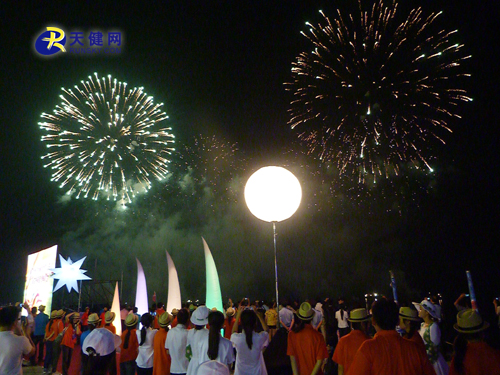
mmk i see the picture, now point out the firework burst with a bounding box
[174,135,245,205]
[39,73,175,203]
[287,0,471,184]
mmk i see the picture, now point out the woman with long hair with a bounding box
[231,306,269,375]
[449,309,500,375]
[414,300,449,375]
[198,310,234,370]
[336,298,350,339]
[136,313,157,375]
[120,314,139,375]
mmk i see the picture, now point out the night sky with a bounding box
[1,1,499,317]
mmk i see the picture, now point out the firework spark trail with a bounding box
[40,72,175,203]
[287,0,471,185]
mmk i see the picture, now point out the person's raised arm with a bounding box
[232,306,244,334]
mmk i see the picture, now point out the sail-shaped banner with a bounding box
[110,281,122,336]
[135,258,149,316]
[202,237,223,312]
[166,250,182,313]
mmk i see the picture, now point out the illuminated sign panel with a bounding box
[23,245,58,312]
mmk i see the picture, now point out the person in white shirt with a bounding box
[186,306,210,375]
[136,313,157,375]
[166,308,190,375]
[197,310,234,371]
[0,305,35,375]
[231,306,269,375]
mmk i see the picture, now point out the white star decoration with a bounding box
[51,255,91,293]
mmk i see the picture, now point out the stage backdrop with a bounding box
[23,245,58,312]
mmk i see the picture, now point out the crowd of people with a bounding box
[1,295,500,375]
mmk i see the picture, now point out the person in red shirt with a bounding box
[223,307,235,339]
[120,314,140,375]
[449,309,500,375]
[104,311,117,334]
[399,306,426,354]
[81,307,90,331]
[61,312,81,375]
[348,299,435,375]
[99,307,108,328]
[153,312,173,375]
[287,302,329,375]
[332,308,371,375]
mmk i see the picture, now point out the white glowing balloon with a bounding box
[244,166,302,222]
[110,282,122,336]
[135,258,149,316]
[166,251,182,313]
[51,255,91,293]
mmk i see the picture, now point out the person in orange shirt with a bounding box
[43,309,64,374]
[449,309,500,375]
[170,308,178,328]
[399,306,426,354]
[287,302,329,375]
[348,299,436,375]
[104,311,117,334]
[61,312,81,375]
[120,314,140,375]
[153,312,173,375]
[153,302,166,330]
[332,308,371,375]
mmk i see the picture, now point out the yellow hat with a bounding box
[158,312,173,327]
[348,308,371,322]
[399,307,420,321]
[454,309,489,334]
[50,310,58,319]
[297,302,314,321]
[105,311,116,324]
[88,313,101,325]
[125,314,139,327]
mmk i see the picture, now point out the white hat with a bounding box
[413,300,440,320]
[197,360,230,375]
[191,305,210,326]
[82,328,121,356]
